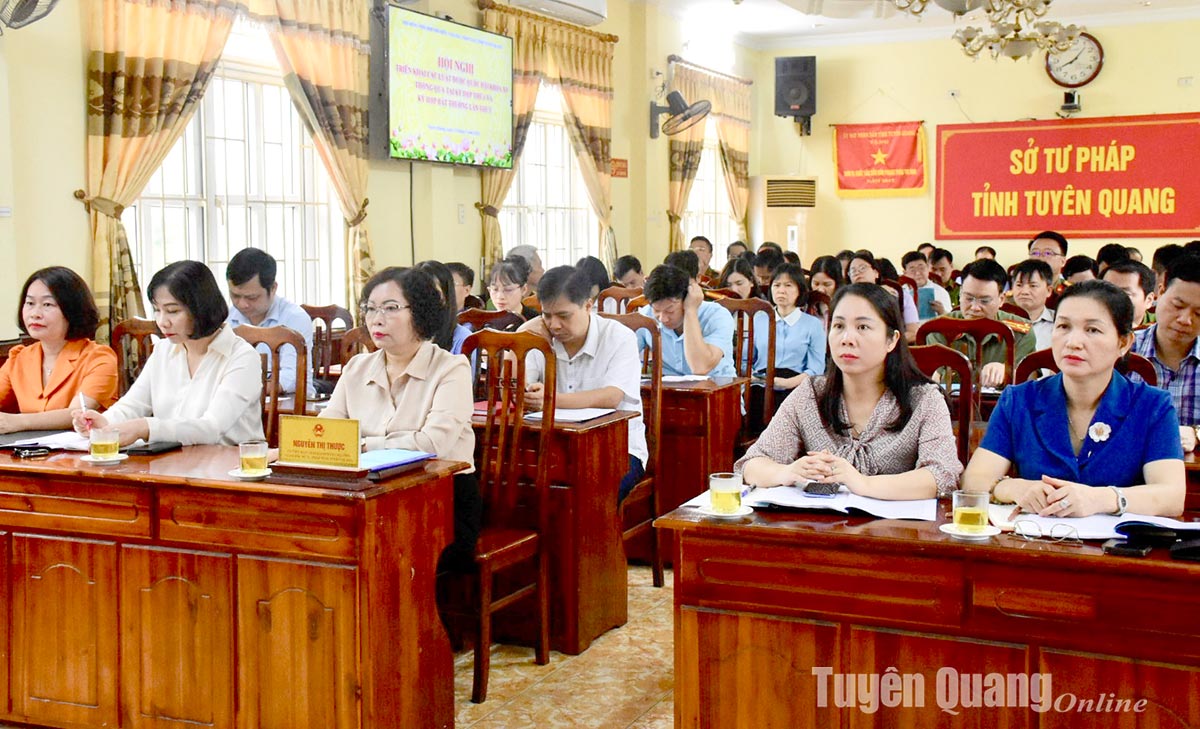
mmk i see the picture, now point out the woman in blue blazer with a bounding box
[963,280,1185,517]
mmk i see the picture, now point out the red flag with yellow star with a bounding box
[833,121,927,198]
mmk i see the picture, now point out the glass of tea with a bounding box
[708,472,743,515]
[239,440,269,475]
[952,491,989,534]
[88,427,120,460]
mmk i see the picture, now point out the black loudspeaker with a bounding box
[775,56,816,119]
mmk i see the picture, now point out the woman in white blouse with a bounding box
[73,260,263,445]
[322,266,479,568]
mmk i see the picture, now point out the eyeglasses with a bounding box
[488,284,522,295]
[1029,250,1063,259]
[1007,520,1082,546]
[960,293,996,307]
[360,303,410,319]
[848,265,873,276]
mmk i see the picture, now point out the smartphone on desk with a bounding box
[1102,538,1152,557]
[802,482,841,498]
[123,441,183,455]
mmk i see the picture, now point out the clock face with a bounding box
[1046,33,1103,88]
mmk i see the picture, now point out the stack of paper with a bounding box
[988,505,1197,540]
[524,408,615,423]
[682,486,937,521]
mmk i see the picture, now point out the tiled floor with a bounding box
[453,566,675,729]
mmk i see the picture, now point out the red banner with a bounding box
[936,113,1200,239]
[834,122,926,198]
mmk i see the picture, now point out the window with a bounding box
[123,19,345,309]
[499,84,599,270]
[682,121,742,273]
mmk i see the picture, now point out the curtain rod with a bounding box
[667,55,752,86]
[477,0,619,42]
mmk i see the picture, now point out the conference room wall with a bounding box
[0,45,19,340]
[752,14,1200,271]
[0,0,761,324]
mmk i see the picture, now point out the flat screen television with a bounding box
[387,6,514,168]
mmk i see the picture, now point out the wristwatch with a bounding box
[1110,486,1127,516]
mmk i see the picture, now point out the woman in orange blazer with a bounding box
[0,267,118,433]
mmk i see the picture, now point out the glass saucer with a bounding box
[696,505,753,519]
[81,453,128,465]
[228,467,272,482]
[940,523,1000,540]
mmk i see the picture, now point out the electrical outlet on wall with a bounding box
[457,204,466,224]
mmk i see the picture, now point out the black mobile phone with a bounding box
[803,482,841,497]
[1102,538,1152,558]
[123,441,183,455]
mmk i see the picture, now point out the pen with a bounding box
[77,391,91,432]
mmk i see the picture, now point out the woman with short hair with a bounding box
[964,280,1185,517]
[73,260,263,445]
[322,266,479,567]
[0,266,118,433]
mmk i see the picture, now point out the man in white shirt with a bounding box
[1010,259,1055,351]
[901,251,951,323]
[521,266,647,501]
[225,248,314,396]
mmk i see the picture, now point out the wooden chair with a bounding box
[1000,302,1029,318]
[463,294,485,311]
[911,345,974,466]
[597,285,643,314]
[805,290,831,326]
[457,308,524,332]
[334,325,377,364]
[301,304,354,387]
[1015,347,1158,387]
[897,276,920,308]
[627,295,648,311]
[717,297,776,440]
[522,293,540,313]
[458,330,555,703]
[233,324,308,447]
[703,287,739,301]
[600,312,664,588]
[916,317,1017,387]
[111,318,162,395]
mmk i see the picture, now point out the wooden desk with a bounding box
[658,506,1200,728]
[628,377,744,562]
[0,447,463,729]
[471,410,633,655]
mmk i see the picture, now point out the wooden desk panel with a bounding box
[472,411,633,655]
[659,507,1200,728]
[1185,453,1200,511]
[0,447,463,729]
[629,377,743,563]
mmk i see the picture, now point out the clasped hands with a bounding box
[1004,475,1110,519]
[786,450,867,492]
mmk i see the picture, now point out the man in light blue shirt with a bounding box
[225,248,314,396]
[638,264,736,378]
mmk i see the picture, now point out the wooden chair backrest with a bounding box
[916,316,1016,386]
[910,344,974,466]
[880,279,905,303]
[716,297,776,425]
[457,308,524,332]
[111,318,162,395]
[703,288,739,301]
[1015,347,1159,387]
[301,304,354,381]
[597,285,643,315]
[463,294,485,311]
[461,330,556,529]
[600,312,662,478]
[233,324,308,447]
[335,326,377,365]
[522,293,540,313]
[896,276,920,307]
[805,290,831,327]
[627,295,648,311]
[1000,302,1029,318]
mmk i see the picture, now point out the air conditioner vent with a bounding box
[765,178,816,208]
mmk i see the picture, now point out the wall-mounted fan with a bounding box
[0,0,59,34]
[649,91,711,139]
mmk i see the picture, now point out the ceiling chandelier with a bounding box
[892,0,1083,60]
